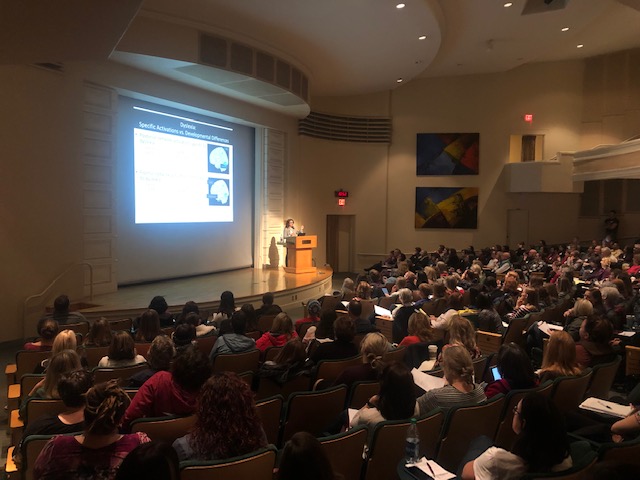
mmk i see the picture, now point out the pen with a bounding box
[426,460,436,478]
[598,400,612,410]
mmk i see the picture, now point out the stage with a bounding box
[77,266,334,322]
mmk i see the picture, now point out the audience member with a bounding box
[127,335,176,388]
[392,288,414,343]
[24,317,58,351]
[98,331,147,368]
[537,331,581,383]
[134,309,162,342]
[334,332,389,388]
[148,295,175,327]
[210,310,256,359]
[41,294,89,325]
[172,372,267,461]
[114,441,180,480]
[399,310,436,347]
[256,312,298,351]
[123,345,212,430]
[255,292,282,318]
[435,315,481,366]
[294,299,321,334]
[485,343,538,398]
[211,290,237,325]
[172,323,196,351]
[277,432,339,480]
[575,316,616,368]
[476,293,503,333]
[310,316,358,363]
[83,317,112,347]
[304,310,337,350]
[348,300,377,334]
[34,380,151,479]
[258,339,311,385]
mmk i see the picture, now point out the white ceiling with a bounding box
[1,0,640,103]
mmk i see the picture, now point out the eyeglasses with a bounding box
[513,406,521,416]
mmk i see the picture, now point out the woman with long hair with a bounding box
[98,331,146,368]
[485,343,538,398]
[538,331,581,383]
[33,380,151,479]
[476,292,503,334]
[399,310,436,347]
[334,332,389,388]
[211,290,237,325]
[83,317,112,347]
[172,372,267,461]
[258,339,311,385]
[350,362,417,428]
[435,315,481,367]
[134,309,161,343]
[461,393,571,479]
[418,345,486,414]
[256,312,299,351]
[506,287,539,321]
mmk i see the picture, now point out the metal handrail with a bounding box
[23,262,94,337]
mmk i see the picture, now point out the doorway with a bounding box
[507,209,529,248]
[326,215,355,273]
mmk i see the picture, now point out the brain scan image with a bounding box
[209,179,229,205]
[209,146,229,172]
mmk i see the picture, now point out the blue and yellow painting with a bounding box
[417,133,479,175]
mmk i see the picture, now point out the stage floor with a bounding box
[79,266,334,320]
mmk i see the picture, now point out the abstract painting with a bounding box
[416,133,479,175]
[415,187,478,229]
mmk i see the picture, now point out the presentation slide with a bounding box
[133,105,234,223]
[117,96,255,285]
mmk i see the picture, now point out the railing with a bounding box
[22,263,94,338]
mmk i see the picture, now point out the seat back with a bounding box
[20,374,45,402]
[598,435,640,464]
[436,396,506,472]
[62,322,90,337]
[318,425,368,480]
[134,342,152,358]
[314,356,361,385]
[320,295,342,314]
[108,318,133,332]
[15,350,51,379]
[297,322,317,339]
[255,373,311,402]
[196,334,218,357]
[550,370,593,414]
[92,363,149,385]
[179,446,277,480]
[80,345,110,368]
[472,355,489,384]
[586,356,621,399]
[404,342,432,369]
[494,382,554,450]
[281,385,347,445]
[360,300,376,319]
[24,398,66,425]
[212,349,260,374]
[502,315,530,349]
[377,296,397,310]
[348,381,380,409]
[383,346,406,364]
[255,395,284,445]
[476,330,502,355]
[625,345,640,376]
[263,346,283,362]
[130,415,196,444]
[364,410,445,480]
[521,440,598,479]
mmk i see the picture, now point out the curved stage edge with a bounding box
[79,267,334,322]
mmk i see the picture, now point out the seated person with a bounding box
[294,300,321,334]
[34,329,80,374]
[333,332,389,388]
[114,441,180,480]
[172,372,267,461]
[98,331,147,368]
[461,393,572,480]
[310,316,358,363]
[209,310,256,359]
[391,288,415,343]
[210,291,237,326]
[417,345,486,414]
[575,316,616,369]
[127,335,176,388]
[348,300,377,335]
[134,309,162,343]
[24,317,58,351]
[505,287,539,322]
[350,362,418,428]
[122,345,212,430]
[277,432,339,480]
[537,331,581,384]
[256,313,299,352]
[33,380,151,479]
[258,339,312,386]
[83,317,112,348]
[40,294,89,326]
[15,369,92,468]
[304,310,337,350]
[476,292,503,334]
[435,315,481,367]
[172,323,196,352]
[147,295,175,327]
[181,311,216,338]
[399,310,436,347]
[485,343,538,398]
[255,292,282,318]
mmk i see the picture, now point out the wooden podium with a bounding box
[283,235,317,274]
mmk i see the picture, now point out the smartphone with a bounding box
[491,366,502,381]
[381,287,389,295]
[405,466,434,480]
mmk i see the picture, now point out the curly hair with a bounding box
[84,380,131,434]
[189,372,266,459]
[147,335,175,371]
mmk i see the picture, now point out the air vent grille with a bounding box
[199,33,309,102]
[299,111,392,144]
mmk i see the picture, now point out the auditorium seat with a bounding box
[347,380,380,409]
[179,445,277,480]
[108,318,133,332]
[549,370,593,414]
[92,363,149,385]
[254,395,283,446]
[585,356,621,399]
[318,425,368,480]
[255,373,311,402]
[130,414,197,444]
[211,350,260,374]
[313,356,361,386]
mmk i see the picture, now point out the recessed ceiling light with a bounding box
[396,78,403,83]
[561,27,569,32]
[396,3,405,9]
[504,2,513,7]
[418,35,427,40]
[577,44,584,48]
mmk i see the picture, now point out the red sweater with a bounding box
[123,371,198,430]
[255,331,298,351]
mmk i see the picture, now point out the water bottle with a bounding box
[405,418,420,464]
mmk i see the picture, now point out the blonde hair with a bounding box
[424,267,438,283]
[442,345,474,385]
[573,298,593,317]
[52,329,77,355]
[407,311,435,342]
[359,332,388,371]
[355,281,372,300]
[43,349,82,397]
[540,330,581,377]
[448,315,477,355]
